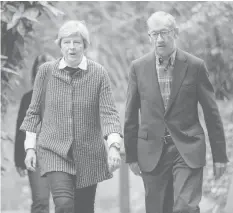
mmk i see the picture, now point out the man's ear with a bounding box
[149,37,152,43]
[148,34,152,43]
[174,27,179,39]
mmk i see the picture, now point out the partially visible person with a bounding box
[14,54,54,213]
[20,20,122,213]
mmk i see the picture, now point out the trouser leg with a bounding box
[28,167,50,213]
[47,171,75,213]
[172,148,203,213]
[74,184,98,213]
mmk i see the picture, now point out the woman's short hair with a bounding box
[31,54,54,84]
[55,20,90,49]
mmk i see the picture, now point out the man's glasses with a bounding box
[148,29,174,39]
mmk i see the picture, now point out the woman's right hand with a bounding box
[24,149,36,172]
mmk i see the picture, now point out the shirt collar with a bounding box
[59,55,87,70]
[156,48,177,66]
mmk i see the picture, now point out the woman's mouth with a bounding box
[69,53,76,56]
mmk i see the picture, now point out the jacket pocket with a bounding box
[138,130,148,140]
[181,81,196,88]
[185,126,204,137]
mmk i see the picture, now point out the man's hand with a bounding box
[129,162,142,176]
[24,149,36,172]
[213,162,227,180]
[16,167,27,177]
[108,147,121,173]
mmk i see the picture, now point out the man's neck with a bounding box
[156,48,176,60]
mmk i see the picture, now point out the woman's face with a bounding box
[60,34,84,67]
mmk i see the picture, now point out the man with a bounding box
[124,11,228,213]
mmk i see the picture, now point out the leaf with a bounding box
[1,67,19,75]
[5,4,18,13]
[17,20,26,37]
[0,55,8,60]
[19,3,25,13]
[0,13,9,23]
[39,1,64,16]
[7,11,21,30]
[23,7,39,22]
[1,93,11,104]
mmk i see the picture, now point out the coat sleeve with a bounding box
[197,61,228,163]
[99,68,122,140]
[20,64,48,133]
[124,63,140,163]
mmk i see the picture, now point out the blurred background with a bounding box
[1,1,233,213]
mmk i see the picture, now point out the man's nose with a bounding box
[157,33,163,41]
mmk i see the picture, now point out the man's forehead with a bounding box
[148,15,175,30]
[148,16,175,31]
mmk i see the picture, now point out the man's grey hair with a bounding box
[147,11,177,29]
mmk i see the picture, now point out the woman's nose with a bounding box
[69,42,75,48]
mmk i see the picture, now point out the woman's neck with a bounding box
[65,55,83,68]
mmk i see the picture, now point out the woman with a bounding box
[14,54,54,213]
[20,20,122,213]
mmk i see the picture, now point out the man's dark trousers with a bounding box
[142,141,203,213]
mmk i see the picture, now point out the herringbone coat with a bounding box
[20,58,122,188]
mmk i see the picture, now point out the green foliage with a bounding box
[1,1,64,118]
[51,1,233,101]
[178,2,233,100]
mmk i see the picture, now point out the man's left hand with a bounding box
[213,162,227,180]
[108,147,121,173]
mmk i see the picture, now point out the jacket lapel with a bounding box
[165,49,188,115]
[146,51,165,113]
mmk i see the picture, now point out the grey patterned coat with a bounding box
[20,58,122,188]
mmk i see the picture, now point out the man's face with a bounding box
[148,17,178,57]
[60,34,84,66]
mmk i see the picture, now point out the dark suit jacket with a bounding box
[124,49,228,171]
[14,90,33,169]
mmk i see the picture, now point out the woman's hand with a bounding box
[108,147,121,173]
[24,149,36,172]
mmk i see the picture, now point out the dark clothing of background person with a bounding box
[14,90,50,213]
[14,91,32,169]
